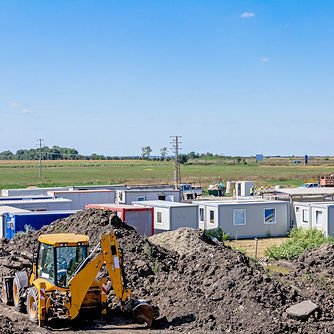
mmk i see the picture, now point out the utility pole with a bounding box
[37,138,44,178]
[170,136,182,189]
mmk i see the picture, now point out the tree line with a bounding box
[0,145,247,163]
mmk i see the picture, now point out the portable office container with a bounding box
[48,190,115,210]
[116,189,181,205]
[197,200,289,239]
[0,198,72,211]
[293,202,334,237]
[86,203,154,236]
[235,181,255,197]
[1,187,69,197]
[0,195,51,202]
[5,210,77,239]
[133,200,198,234]
[0,206,31,238]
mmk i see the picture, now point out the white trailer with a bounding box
[133,200,198,234]
[293,202,334,237]
[116,189,181,205]
[1,187,69,197]
[0,206,31,238]
[0,198,72,212]
[48,190,115,210]
[197,200,289,239]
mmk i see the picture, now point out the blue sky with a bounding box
[1,1,333,156]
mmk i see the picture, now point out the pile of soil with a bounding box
[1,209,333,333]
[283,244,334,329]
[0,315,20,334]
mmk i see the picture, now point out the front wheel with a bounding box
[26,287,39,324]
[13,277,25,312]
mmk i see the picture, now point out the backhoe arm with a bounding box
[68,232,131,319]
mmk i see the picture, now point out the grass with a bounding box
[0,158,334,189]
[226,237,288,258]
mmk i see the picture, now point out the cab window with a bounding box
[38,243,55,283]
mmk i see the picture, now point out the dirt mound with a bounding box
[0,315,20,334]
[149,227,215,256]
[1,209,334,333]
[283,243,334,330]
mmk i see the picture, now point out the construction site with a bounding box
[0,206,333,333]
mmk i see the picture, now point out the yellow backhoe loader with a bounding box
[1,231,154,327]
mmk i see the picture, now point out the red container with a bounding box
[86,203,154,236]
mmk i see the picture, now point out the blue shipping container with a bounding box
[5,211,77,239]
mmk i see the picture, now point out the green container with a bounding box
[208,188,226,196]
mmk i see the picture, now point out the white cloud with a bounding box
[241,12,255,18]
[10,102,20,108]
[21,108,31,113]
[260,57,270,62]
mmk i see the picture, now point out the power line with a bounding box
[170,136,182,189]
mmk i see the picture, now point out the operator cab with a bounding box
[37,234,89,288]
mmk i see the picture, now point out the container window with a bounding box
[137,197,145,201]
[315,210,323,226]
[209,210,215,224]
[296,207,300,213]
[119,192,124,202]
[157,211,163,224]
[264,208,276,224]
[200,208,204,222]
[158,195,166,200]
[233,209,246,226]
[302,209,309,223]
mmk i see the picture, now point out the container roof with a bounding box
[8,210,78,216]
[87,203,149,210]
[121,189,179,193]
[133,200,198,208]
[0,206,31,214]
[0,198,72,204]
[48,189,115,194]
[277,188,334,196]
[197,199,287,206]
[39,233,89,246]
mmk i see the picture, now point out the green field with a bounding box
[1,159,334,189]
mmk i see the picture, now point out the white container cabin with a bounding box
[48,190,115,210]
[116,189,181,205]
[133,200,198,234]
[235,181,255,197]
[0,198,72,212]
[1,187,69,197]
[198,200,289,239]
[293,202,334,237]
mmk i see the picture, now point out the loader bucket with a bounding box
[132,300,154,327]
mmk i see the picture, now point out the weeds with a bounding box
[206,227,230,241]
[265,228,334,260]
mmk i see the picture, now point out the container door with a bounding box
[6,214,15,239]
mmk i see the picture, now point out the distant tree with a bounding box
[178,154,189,164]
[187,151,200,159]
[141,146,152,160]
[160,147,168,160]
[0,150,14,160]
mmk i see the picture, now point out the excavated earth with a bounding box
[0,209,333,333]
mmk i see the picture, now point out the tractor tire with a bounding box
[26,287,39,324]
[13,277,26,313]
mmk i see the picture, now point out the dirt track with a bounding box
[0,209,334,333]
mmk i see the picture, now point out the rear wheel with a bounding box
[26,287,39,324]
[13,277,25,312]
